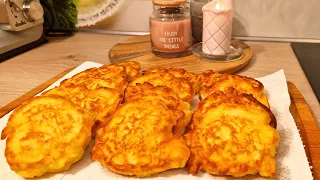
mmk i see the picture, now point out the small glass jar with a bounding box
[150,0,192,58]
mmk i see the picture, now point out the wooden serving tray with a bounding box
[108,35,252,74]
[0,68,319,179]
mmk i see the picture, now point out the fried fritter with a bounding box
[92,97,190,177]
[42,85,123,133]
[128,71,194,103]
[1,96,95,178]
[144,67,201,93]
[200,70,270,108]
[194,87,276,128]
[125,82,192,134]
[60,64,128,92]
[185,91,280,177]
[116,61,141,81]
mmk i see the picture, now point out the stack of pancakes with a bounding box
[1,61,279,178]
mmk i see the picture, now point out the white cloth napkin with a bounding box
[0,62,313,180]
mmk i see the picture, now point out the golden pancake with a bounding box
[144,67,201,93]
[185,92,280,177]
[200,71,270,108]
[128,72,194,103]
[92,97,190,177]
[194,88,276,128]
[116,61,141,81]
[1,96,95,178]
[60,64,127,92]
[125,82,192,134]
[42,85,123,133]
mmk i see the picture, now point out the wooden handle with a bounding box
[288,81,320,179]
[0,68,74,118]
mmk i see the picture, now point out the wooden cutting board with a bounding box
[108,35,252,74]
[0,69,319,179]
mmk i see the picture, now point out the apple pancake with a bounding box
[185,91,280,177]
[200,70,270,108]
[60,64,128,92]
[92,97,190,177]
[128,71,194,103]
[144,67,201,93]
[125,82,192,134]
[42,85,123,133]
[116,61,141,81]
[1,96,95,178]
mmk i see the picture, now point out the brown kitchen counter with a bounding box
[0,32,319,125]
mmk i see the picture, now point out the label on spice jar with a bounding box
[150,19,191,53]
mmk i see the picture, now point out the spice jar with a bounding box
[150,0,192,58]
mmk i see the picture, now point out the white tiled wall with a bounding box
[233,0,319,39]
[88,0,320,40]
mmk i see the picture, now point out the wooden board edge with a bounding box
[219,47,252,74]
[288,81,320,179]
[0,68,75,118]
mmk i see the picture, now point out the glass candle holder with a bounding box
[150,0,192,58]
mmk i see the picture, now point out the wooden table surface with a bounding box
[0,32,319,125]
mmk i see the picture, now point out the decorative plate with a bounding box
[76,0,132,27]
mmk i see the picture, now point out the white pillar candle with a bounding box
[202,0,233,55]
